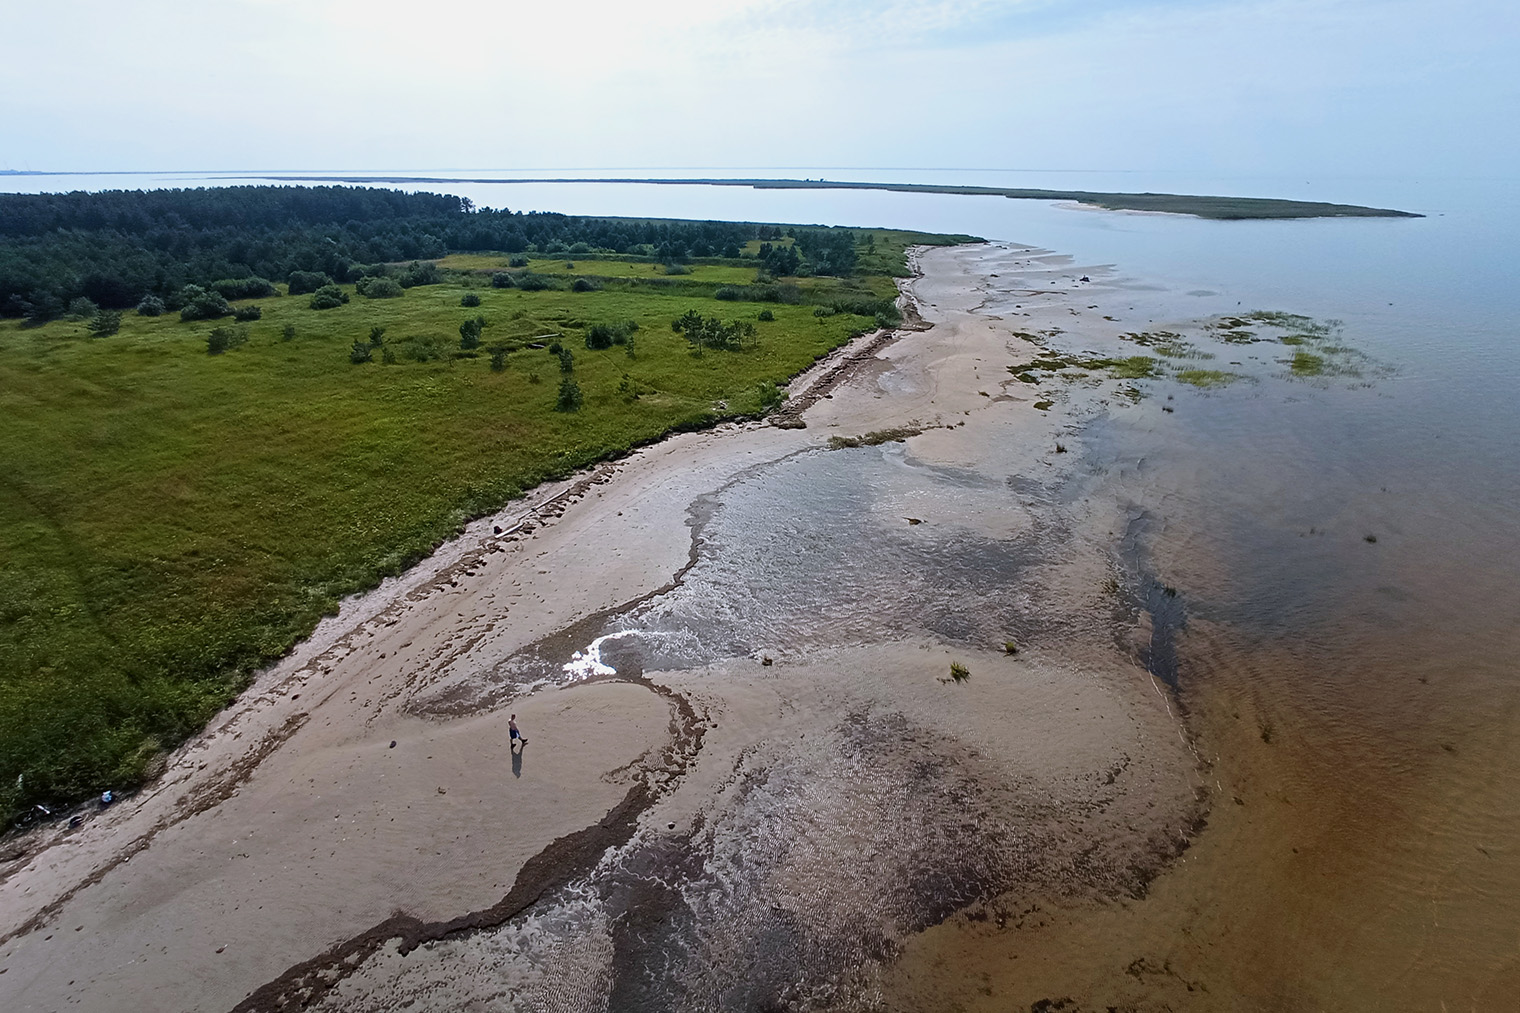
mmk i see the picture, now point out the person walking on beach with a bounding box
[509,714,527,752]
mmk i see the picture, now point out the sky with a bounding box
[1,0,1515,176]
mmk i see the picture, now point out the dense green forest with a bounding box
[0,185,974,827]
[0,186,864,321]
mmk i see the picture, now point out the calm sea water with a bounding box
[7,167,1517,1006]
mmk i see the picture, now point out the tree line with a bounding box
[0,186,863,321]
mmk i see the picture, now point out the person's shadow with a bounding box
[511,744,523,779]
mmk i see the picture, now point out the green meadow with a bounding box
[0,229,966,822]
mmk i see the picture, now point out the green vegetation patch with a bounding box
[1175,369,1242,388]
[0,197,963,823]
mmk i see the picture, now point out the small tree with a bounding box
[281,323,296,341]
[459,315,486,350]
[349,340,373,364]
[490,272,515,289]
[136,294,166,317]
[88,310,122,337]
[233,305,262,322]
[557,347,574,373]
[369,326,386,347]
[461,292,481,307]
[556,376,583,411]
[489,348,507,371]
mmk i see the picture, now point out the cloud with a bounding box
[0,0,1515,174]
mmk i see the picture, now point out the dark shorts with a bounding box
[510,730,520,739]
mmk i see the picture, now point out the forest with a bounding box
[0,186,860,322]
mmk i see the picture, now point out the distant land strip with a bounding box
[239,175,1421,220]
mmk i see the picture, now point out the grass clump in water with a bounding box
[1289,351,1326,376]
[949,661,971,683]
[1175,369,1241,388]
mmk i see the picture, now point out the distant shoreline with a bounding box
[224,173,1420,221]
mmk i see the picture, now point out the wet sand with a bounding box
[10,239,1502,1010]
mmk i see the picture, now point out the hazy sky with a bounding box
[3,0,1514,175]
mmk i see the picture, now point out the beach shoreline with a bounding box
[0,243,1207,1012]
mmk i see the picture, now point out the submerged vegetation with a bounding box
[1003,309,1378,409]
[0,186,977,824]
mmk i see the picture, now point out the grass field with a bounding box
[0,228,971,823]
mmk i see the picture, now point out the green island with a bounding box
[0,186,975,823]
[257,174,1422,220]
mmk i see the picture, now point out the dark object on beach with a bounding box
[1080,275,1090,283]
[389,740,397,748]
[493,526,502,534]
[949,661,971,684]
[1003,641,1019,656]
[906,517,923,525]
[1365,534,1378,543]
[761,656,773,667]
[1162,405,1174,413]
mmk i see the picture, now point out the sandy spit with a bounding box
[0,244,1200,1012]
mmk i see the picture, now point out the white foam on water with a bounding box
[562,631,638,681]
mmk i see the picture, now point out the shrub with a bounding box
[490,272,515,289]
[309,284,349,310]
[558,347,575,373]
[813,306,835,317]
[490,348,507,371]
[233,305,262,322]
[212,277,276,300]
[671,310,756,351]
[527,371,541,384]
[178,285,232,321]
[397,261,439,288]
[585,320,636,349]
[757,308,774,321]
[368,326,386,346]
[349,340,373,364]
[569,242,592,255]
[281,323,296,341]
[507,254,530,268]
[663,264,691,275]
[136,294,166,317]
[555,376,583,411]
[356,276,403,299]
[381,346,397,364]
[949,662,970,683]
[287,271,332,295]
[515,272,554,291]
[88,310,122,337]
[714,286,743,301]
[547,340,563,355]
[461,292,482,307]
[206,324,248,355]
[67,296,100,320]
[571,277,601,293]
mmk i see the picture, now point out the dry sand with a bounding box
[0,243,1204,1012]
